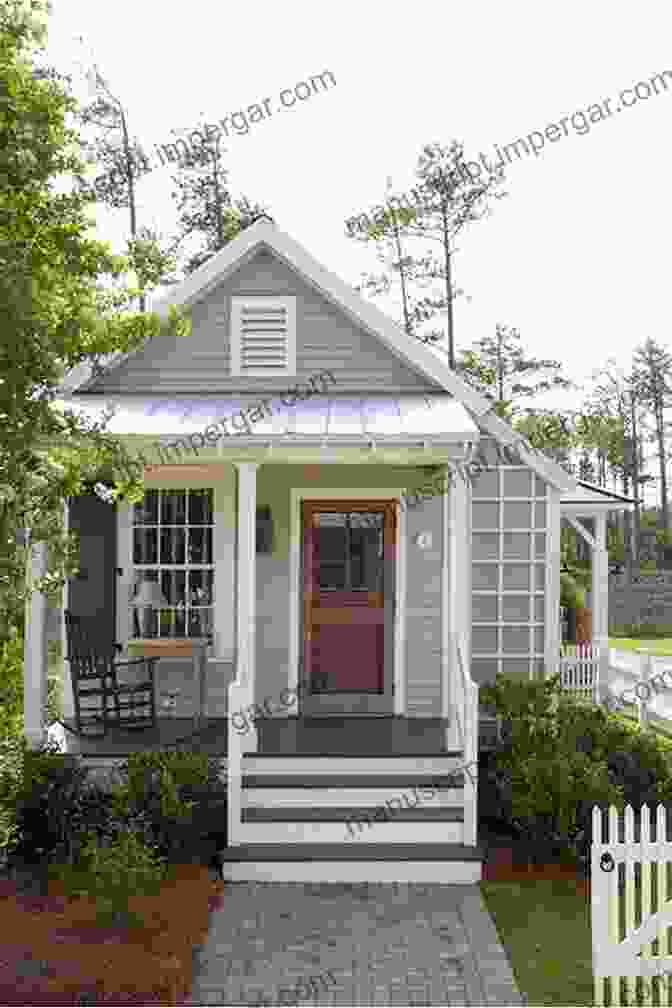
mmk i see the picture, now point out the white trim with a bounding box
[23,542,48,749]
[545,487,561,681]
[288,488,407,713]
[63,216,574,493]
[441,470,451,724]
[234,463,258,692]
[565,514,597,550]
[117,502,133,646]
[61,501,75,720]
[230,296,296,378]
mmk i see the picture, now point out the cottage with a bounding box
[25,216,633,882]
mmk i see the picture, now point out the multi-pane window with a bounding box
[471,444,548,682]
[131,489,214,639]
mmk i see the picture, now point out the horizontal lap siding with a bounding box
[404,495,443,715]
[92,251,441,395]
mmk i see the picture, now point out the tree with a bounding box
[631,337,672,533]
[346,141,507,364]
[576,361,655,575]
[71,40,176,308]
[166,121,267,275]
[456,323,575,420]
[0,0,184,643]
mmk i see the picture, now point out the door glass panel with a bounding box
[349,512,383,591]
[316,513,347,589]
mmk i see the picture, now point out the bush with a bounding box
[0,631,64,744]
[611,623,672,639]
[560,572,586,609]
[0,735,91,867]
[107,749,227,864]
[56,825,167,929]
[480,675,624,864]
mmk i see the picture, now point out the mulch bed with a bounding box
[0,860,225,1005]
[480,822,590,898]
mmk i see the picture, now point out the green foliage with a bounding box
[107,749,224,862]
[0,734,89,864]
[0,3,192,645]
[481,673,672,866]
[560,572,586,608]
[56,825,167,929]
[611,623,672,639]
[480,675,624,863]
[655,529,672,546]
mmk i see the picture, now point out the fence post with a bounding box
[635,649,653,730]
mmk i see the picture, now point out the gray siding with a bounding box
[90,249,441,395]
[252,463,444,715]
[403,492,444,716]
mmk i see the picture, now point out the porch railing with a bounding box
[454,632,478,847]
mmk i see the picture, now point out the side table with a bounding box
[127,637,210,730]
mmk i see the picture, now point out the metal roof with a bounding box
[55,394,479,445]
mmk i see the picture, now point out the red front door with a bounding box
[300,500,396,715]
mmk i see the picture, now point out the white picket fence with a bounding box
[592,804,672,1006]
[559,642,606,704]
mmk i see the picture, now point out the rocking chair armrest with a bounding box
[114,656,159,675]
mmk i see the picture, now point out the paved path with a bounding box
[187,882,524,1006]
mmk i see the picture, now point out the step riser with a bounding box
[235,822,464,843]
[242,757,464,775]
[220,861,482,883]
[243,787,464,808]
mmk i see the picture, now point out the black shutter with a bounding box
[67,495,117,652]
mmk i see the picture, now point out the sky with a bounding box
[41,0,672,505]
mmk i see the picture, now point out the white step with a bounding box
[219,842,482,884]
[242,786,464,808]
[221,859,481,883]
[234,820,464,843]
[241,755,465,775]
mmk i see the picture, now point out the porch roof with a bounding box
[56,393,480,446]
[561,480,637,512]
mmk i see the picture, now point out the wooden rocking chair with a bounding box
[64,610,158,736]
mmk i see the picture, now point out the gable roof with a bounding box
[60,217,576,492]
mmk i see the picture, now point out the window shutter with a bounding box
[67,495,118,653]
[230,296,296,376]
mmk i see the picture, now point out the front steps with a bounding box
[223,750,481,882]
[218,842,483,883]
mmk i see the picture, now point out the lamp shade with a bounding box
[132,579,168,607]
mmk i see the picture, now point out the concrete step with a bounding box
[218,842,483,883]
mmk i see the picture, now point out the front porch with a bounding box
[53,714,462,762]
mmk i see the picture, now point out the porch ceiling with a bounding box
[57,394,479,446]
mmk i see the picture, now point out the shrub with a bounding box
[611,623,672,639]
[480,675,624,864]
[560,572,586,609]
[107,749,226,863]
[56,825,167,929]
[0,734,91,866]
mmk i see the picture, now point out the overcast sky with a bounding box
[43,1,672,503]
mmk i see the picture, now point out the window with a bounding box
[131,489,214,639]
[230,296,296,377]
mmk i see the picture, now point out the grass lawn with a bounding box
[480,877,594,1007]
[609,637,672,656]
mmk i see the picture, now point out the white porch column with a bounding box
[592,512,609,700]
[444,467,471,751]
[23,541,49,750]
[61,499,75,721]
[233,462,258,751]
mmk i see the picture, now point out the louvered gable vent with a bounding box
[230,296,296,377]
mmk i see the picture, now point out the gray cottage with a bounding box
[24,216,632,882]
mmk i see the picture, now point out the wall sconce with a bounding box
[256,506,274,554]
[415,531,433,550]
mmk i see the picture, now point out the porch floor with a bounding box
[56,716,456,758]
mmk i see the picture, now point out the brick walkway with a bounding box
[187,882,524,1006]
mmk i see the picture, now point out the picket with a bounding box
[560,642,602,703]
[592,804,672,1006]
